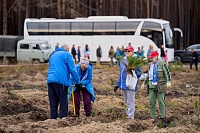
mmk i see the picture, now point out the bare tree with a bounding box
[134,0,137,17]
[62,0,66,18]
[26,0,29,18]
[146,0,150,18]
[3,0,7,35]
[57,0,61,18]
[156,0,159,18]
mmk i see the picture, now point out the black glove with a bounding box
[75,83,82,89]
[114,86,119,92]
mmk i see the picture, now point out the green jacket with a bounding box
[144,59,171,92]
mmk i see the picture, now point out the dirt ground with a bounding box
[0,64,199,133]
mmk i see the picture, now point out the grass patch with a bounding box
[168,62,188,72]
[166,101,181,107]
[194,100,200,116]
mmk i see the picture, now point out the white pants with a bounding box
[122,89,136,118]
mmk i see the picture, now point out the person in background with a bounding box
[77,46,81,63]
[71,44,77,63]
[128,43,131,46]
[115,47,121,67]
[108,46,115,66]
[147,45,153,57]
[96,45,102,66]
[136,47,144,58]
[141,51,171,122]
[160,44,165,61]
[157,33,163,48]
[141,46,145,56]
[114,46,141,119]
[55,43,59,50]
[47,44,81,119]
[164,50,168,65]
[190,48,199,71]
[72,58,95,117]
[120,45,125,57]
[83,44,90,60]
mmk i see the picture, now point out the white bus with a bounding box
[24,16,182,62]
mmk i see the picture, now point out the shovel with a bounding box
[70,85,76,116]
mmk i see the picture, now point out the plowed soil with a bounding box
[0,64,199,133]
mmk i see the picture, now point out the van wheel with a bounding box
[32,60,40,64]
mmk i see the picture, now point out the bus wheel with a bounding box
[174,55,182,63]
[32,59,40,64]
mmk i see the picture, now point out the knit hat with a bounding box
[80,58,89,65]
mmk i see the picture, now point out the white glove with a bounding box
[166,82,171,88]
[140,83,145,89]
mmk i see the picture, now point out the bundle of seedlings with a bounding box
[118,56,148,76]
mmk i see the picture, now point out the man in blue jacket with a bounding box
[114,46,141,119]
[47,44,81,119]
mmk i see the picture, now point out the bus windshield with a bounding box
[163,24,174,48]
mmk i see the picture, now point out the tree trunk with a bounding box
[147,0,150,18]
[134,0,137,17]
[57,0,61,18]
[26,0,29,18]
[156,0,159,18]
[96,0,99,15]
[151,0,154,17]
[140,0,143,17]
[3,0,7,35]
[62,0,66,18]
[18,0,22,35]
[89,0,92,16]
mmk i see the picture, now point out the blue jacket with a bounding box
[77,49,81,57]
[47,48,80,87]
[117,57,141,91]
[71,63,95,102]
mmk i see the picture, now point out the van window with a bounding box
[33,44,41,50]
[20,44,29,49]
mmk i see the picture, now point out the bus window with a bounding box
[71,22,92,35]
[93,22,115,35]
[27,22,48,35]
[163,24,174,48]
[49,22,70,35]
[116,21,140,35]
[141,22,163,47]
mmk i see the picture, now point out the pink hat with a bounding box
[124,46,134,51]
